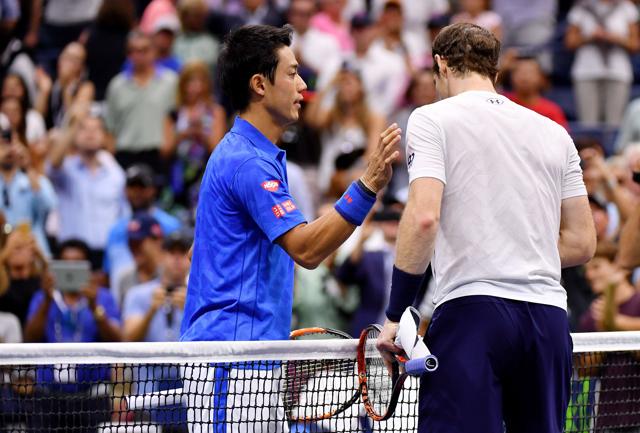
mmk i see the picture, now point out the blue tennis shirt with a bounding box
[181,117,307,341]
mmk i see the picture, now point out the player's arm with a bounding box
[376,178,443,361]
[276,124,401,269]
[558,195,596,268]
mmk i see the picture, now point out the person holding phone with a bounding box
[24,239,121,344]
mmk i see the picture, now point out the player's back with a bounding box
[407,90,584,310]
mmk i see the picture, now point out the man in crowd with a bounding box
[105,30,176,173]
[48,113,127,267]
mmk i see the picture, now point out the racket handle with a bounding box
[405,355,439,376]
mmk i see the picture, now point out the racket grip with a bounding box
[405,355,439,376]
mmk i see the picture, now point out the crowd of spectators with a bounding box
[0,0,635,360]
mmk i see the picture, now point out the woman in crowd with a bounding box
[305,65,385,195]
[1,74,46,147]
[0,227,47,326]
[160,61,226,220]
[565,0,639,126]
[34,42,95,129]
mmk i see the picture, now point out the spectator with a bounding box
[48,113,127,267]
[22,238,119,433]
[122,228,191,431]
[123,228,191,343]
[32,0,103,76]
[161,61,226,219]
[306,65,385,194]
[371,0,449,67]
[1,73,46,146]
[0,125,56,255]
[451,0,502,40]
[103,164,181,290]
[325,13,408,118]
[139,0,178,35]
[24,238,122,343]
[83,0,136,102]
[0,227,47,326]
[114,213,164,308]
[504,56,569,130]
[374,0,423,74]
[34,42,94,129]
[618,158,640,270]
[577,252,640,430]
[335,202,403,336]
[105,30,177,173]
[492,0,556,70]
[173,0,221,72]
[151,16,183,73]
[565,0,639,126]
[311,0,354,53]
[288,0,342,90]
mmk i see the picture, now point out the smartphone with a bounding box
[49,260,91,293]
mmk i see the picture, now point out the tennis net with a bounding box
[0,332,638,433]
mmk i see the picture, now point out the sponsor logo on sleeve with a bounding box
[262,180,280,192]
[282,200,297,213]
[272,204,285,219]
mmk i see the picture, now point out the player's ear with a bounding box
[249,74,267,97]
[434,55,447,78]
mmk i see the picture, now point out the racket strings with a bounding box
[363,333,395,417]
[284,358,358,419]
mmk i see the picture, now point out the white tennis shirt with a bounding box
[407,90,587,311]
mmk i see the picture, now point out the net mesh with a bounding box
[0,332,639,433]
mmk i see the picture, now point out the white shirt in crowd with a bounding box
[406,91,587,311]
[568,0,639,83]
[44,0,103,25]
[291,28,342,84]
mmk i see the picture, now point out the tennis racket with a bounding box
[357,324,438,421]
[284,327,360,422]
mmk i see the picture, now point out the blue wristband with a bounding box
[385,266,425,322]
[334,181,376,226]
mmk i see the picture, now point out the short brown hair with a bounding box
[432,22,500,80]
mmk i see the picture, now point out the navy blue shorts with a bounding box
[419,295,572,433]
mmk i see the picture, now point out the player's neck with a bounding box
[239,108,285,145]
[447,74,496,97]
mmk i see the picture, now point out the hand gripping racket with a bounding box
[357,312,438,421]
[284,327,360,422]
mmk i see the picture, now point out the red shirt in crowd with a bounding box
[504,92,570,131]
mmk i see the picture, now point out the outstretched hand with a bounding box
[361,124,402,193]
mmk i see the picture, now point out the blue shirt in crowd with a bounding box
[26,287,120,392]
[0,170,57,255]
[103,207,181,276]
[181,117,306,342]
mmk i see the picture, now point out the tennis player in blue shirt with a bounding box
[181,24,400,344]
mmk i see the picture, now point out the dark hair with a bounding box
[218,25,293,112]
[58,239,91,261]
[432,22,500,80]
[95,0,135,32]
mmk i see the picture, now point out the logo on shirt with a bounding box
[272,204,285,219]
[262,180,280,192]
[282,200,297,213]
[486,98,504,105]
[408,152,415,168]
